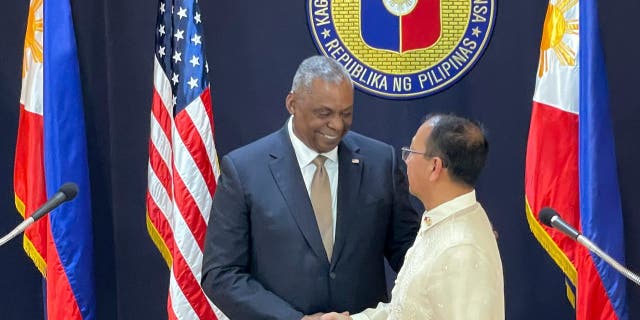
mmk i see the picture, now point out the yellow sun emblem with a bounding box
[23,0,43,78]
[538,0,579,78]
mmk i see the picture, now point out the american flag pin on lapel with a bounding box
[352,159,360,164]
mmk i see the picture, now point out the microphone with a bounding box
[538,207,640,286]
[30,182,78,221]
[0,182,79,247]
[539,207,580,240]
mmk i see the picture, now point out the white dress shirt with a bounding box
[287,117,338,238]
[352,190,504,320]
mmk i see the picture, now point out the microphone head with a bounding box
[59,182,79,201]
[539,207,558,227]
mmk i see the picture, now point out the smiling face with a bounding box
[286,78,354,153]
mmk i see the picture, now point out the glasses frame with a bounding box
[401,146,449,168]
[401,147,427,161]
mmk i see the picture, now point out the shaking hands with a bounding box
[321,312,351,320]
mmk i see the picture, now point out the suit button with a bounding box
[329,272,336,279]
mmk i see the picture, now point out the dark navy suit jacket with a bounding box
[201,126,420,320]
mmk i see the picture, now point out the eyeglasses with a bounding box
[401,147,427,161]
[401,147,449,168]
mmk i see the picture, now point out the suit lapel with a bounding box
[268,128,328,262]
[331,136,363,268]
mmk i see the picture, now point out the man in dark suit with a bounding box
[201,55,420,320]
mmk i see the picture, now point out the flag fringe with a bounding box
[23,236,47,276]
[146,212,173,268]
[525,198,577,285]
[15,194,26,218]
[565,279,576,308]
[15,194,47,276]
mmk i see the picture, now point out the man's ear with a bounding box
[285,92,295,115]
[428,157,445,182]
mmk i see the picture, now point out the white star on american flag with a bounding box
[177,7,187,19]
[188,77,198,89]
[190,55,200,67]
[172,51,182,63]
[191,34,201,45]
[174,29,184,41]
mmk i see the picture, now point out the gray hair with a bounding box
[290,55,353,92]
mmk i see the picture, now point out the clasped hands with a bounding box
[302,311,350,320]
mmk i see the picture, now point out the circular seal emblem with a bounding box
[383,0,418,16]
[307,0,497,99]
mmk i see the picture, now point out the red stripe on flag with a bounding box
[45,222,82,320]
[175,108,216,196]
[171,163,208,250]
[152,89,173,141]
[167,295,178,320]
[14,106,47,215]
[147,193,177,256]
[525,101,580,266]
[172,249,217,320]
[149,141,173,196]
[201,88,214,134]
[14,106,49,271]
[577,246,618,320]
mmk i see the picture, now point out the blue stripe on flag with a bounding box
[43,0,96,318]
[578,0,627,319]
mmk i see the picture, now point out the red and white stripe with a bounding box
[147,56,226,320]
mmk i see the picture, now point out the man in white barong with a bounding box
[323,114,504,320]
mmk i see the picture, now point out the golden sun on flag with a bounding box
[22,0,43,78]
[538,0,579,78]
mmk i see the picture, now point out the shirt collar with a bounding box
[287,116,338,168]
[422,190,477,229]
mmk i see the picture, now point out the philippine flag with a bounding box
[525,0,627,319]
[14,0,95,318]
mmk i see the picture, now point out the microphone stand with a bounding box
[577,235,640,286]
[0,182,78,248]
[0,218,35,247]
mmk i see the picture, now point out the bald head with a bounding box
[422,114,488,187]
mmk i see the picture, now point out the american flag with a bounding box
[146,0,226,319]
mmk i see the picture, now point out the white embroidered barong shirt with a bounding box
[351,191,504,320]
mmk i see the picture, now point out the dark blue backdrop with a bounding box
[0,0,637,319]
